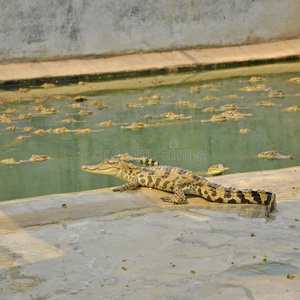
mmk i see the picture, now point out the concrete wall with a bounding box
[1,0,300,63]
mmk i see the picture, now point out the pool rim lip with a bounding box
[0,38,300,87]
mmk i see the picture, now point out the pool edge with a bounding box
[0,38,300,86]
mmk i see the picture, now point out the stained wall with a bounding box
[1,0,299,62]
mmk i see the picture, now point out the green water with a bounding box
[0,70,299,201]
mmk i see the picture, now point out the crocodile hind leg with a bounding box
[161,179,192,204]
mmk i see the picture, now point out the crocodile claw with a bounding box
[161,196,172,202]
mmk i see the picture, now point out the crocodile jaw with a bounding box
[82,159,135,182]
[81,164,113,175]
[81,163,126,180]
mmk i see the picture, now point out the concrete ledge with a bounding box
[1,38,300,85]
[1,61,300,104]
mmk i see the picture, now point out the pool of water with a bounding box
[0,67,299,201]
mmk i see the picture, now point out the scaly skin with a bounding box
[81,157,276,214]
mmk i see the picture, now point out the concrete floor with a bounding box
[0,167,299,299]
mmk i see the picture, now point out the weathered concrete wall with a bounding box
[1,0,300,62]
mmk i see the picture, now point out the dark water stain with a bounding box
[229,261,299,276]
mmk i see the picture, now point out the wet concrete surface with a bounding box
[0,166,299,299]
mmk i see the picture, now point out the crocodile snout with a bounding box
[81,164,88,171]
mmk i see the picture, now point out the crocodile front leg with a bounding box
[161,179,191,204]
[112,179,140,192]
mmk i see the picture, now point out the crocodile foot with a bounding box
[161,196,187,204]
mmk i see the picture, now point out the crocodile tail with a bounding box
[199,183,276,213]
[265,192,276,213]
[241,189,276,213]
[138,158,160,166]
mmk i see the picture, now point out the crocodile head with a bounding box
[81,159,135,181]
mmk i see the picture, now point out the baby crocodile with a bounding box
[82,157,276,213]
[258,150,294,160]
